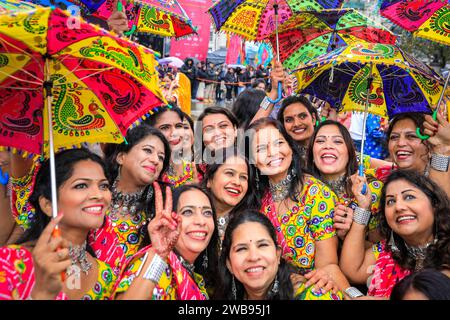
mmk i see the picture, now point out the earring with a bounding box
[255,170,260,190]
[145,185,154,204]
[116,165,122,181]
[271,275,279,294]
[389,230,399,253]
[231,275,237,300]
[202,250,208,269]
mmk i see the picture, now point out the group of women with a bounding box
[0,62,449,300]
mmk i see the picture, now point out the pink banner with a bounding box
[169,0,212,62]
[225,35,242,65]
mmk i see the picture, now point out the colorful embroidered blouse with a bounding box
[368,241,411,298]
[161,160,196,188]
[260,176,337,271]
[294,282,343,300]
[115,247,208,300]
[0,245,117,300]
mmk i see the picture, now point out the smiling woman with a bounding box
[0,149,117,300]
[114,184,219,300]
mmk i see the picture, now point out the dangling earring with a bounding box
[145,185,154,203]
[389,230,399,252]
[271,275,279,294]
[202,250,208,269]
[231,275,237,300]
[116,165,122,181]
[255,170,260,190]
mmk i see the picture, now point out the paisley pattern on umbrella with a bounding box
[208,0,345,41]
[293,42,444,119]
[267,9,397,69]
[0,6,165,156]
[380,0,450,45]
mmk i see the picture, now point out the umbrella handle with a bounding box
[267,82,283,104]
[416,109,438,140]
[0,168,9,186]
[117,1,136,36]
[359,164,367,195]
[52,225,66,282]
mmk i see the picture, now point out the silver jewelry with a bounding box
[178,254,195,276]
[269,170,296,202]
[271,276,279,294]
[110,177,145,217]
[353,206,371,226]
[217,214,230,239]
[389,230,399,253]
[325,175,347,196]
[143,254,168,284]
[68,241,92,276]
[202,250,208,269]
[405,239,437,272]
[430,153,450,172]
[345,286,364,299]
[231,275,237,300]
[260,96,272,110]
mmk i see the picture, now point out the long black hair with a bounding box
[16,148,108,256]
[171,184,220,290]
[379,170,450,271]
[214,209,295,300]
[201,147,258,217]
[306,120,360,197]
[246,117,305,205]
[144,105,185,127]
[390,269,450,300]
[231,89,266,130]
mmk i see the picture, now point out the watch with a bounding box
[260,96,272,110]
[353,206,371,226]
[345,287,364,299]
[430,153,450,172]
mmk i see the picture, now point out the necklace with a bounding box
[178,254,195,278]
[325,175,347,196]
[217,214,230,239]
[269,171,296,202]
[111,178,145,217]
[405,239,436,271]
[67,241,92,276]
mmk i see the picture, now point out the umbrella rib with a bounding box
[0,69,42,86]
[0,63,43,83]
[0,85,41,90]
[0,37,44,75]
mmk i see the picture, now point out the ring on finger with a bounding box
[57,250,65,260]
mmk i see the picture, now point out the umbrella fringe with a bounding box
[413,32,450,47]
[129,104,173,129]
[0,145,40,161]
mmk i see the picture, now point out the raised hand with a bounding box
[423,111,450,153]
[350,173,372,210]
[107,0,129,37]
[147,182,181,259]
[304,268,339,294]
[30,214,71,300]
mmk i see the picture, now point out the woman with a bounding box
[339,170,450,298]
[146,106,197,188]
[100,124,171,260]
[276,95,319,163]
[390,269,450,300]
[306,120,383,241]
[231,88,266,130]
[214,210,343,300]
[247,117,352,294]
[0,149,117,300]
[202,147,257,247]
[114,183,219,300]
[196,107,239,172]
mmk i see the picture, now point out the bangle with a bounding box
[345,287,364,299]
[260,96,272,110]
[143,254,168,284]
[353,206,371,226]
[430,153,450,172]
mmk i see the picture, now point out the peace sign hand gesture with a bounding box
[147,182,181,259]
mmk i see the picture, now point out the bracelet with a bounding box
[353,206,371,226]
[260,96,272,110]
[430,153,450,172]
[143,254,168,284]
[345,287,364,299]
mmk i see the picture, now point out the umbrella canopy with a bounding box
[267,8,397,70]
[208,0,345,42]
[0,0,38,12]
[0,5,166,157]
[380,0,450,46]
[158,56,184,68]
[94,0,197,38]
[292,42,444,119]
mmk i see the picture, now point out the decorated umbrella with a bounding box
[25,0,197,38]
[380,0,450,138]
[158,56,184,69]
[208,0,345,103]
[0,4,166,219]
[292,42,444,189]
[380,0,449,46]
[95,0,197,38]
[0,0,38,12]
[267,8,397,69]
